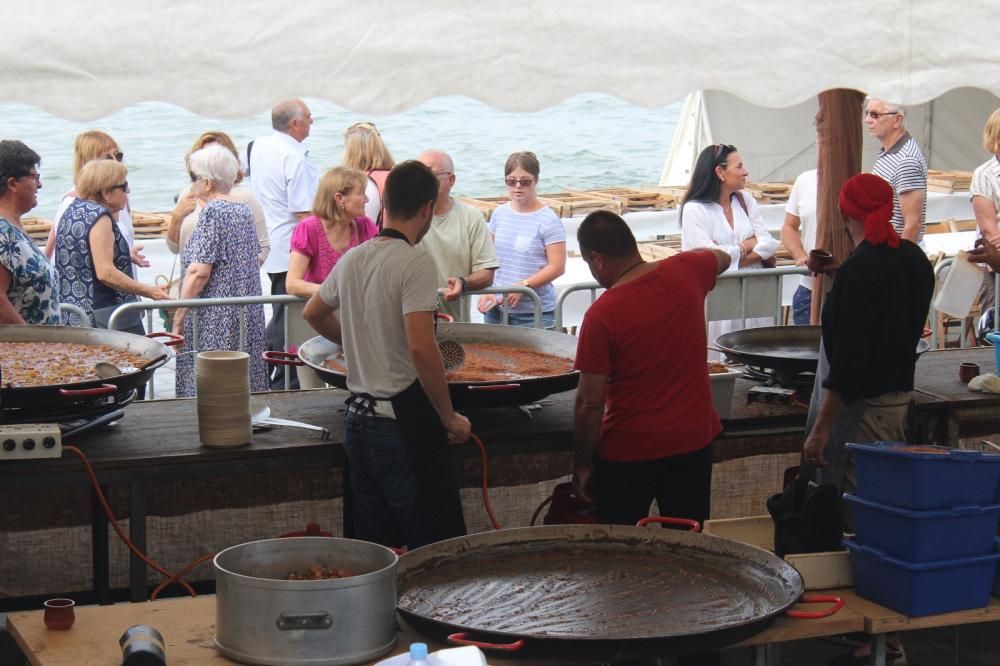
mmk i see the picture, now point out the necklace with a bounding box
[609,260,646,288]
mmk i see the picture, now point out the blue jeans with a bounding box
[792,285,813,325]
[343,411,426,549]
[483,306,556,329]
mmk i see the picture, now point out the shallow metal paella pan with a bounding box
[715,325,930,375]
[0,325,181,419]
[396,524,804,661]
[275,323,580,409]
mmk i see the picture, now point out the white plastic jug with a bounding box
[374,646,488,666]
[934,251,983,319]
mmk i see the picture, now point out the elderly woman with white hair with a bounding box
[172,144,269,397]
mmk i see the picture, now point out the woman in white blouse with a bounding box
[680,144,778,349]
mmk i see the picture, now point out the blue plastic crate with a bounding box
[844,537,1000,617]
[845,493,1000,562]
[994,538,1000,598]
[847,442,1000,510]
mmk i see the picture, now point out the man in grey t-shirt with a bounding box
[304,161,470,549]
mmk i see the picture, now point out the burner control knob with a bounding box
[23,438,35,450]
[43,436,57,449]
[2,439,14,451]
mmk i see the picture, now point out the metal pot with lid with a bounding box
[213,537,398,666]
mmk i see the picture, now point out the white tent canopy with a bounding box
[4,0,1000,120]
[660,88,1000,186]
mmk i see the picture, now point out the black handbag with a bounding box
[766,478,844,558]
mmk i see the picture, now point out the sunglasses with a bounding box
[864,110,899,120]
[105,151,124,162]
[111,181,129,192]
[505,177,535,187]
[189,171,203,183]
[712,144,736,162]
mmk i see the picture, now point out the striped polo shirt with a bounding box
[488,203,566,314]
[871,132,928,242]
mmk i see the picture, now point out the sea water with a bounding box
[0,94,681,220]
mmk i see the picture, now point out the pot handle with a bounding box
[262,351,303,366]
[435,313,455,322]
[785,594,844,619]
[635,516,701,532]
[275,611,333,631]
[447,632,524,652]
[59,384,117,397]
[466,383,521,392]
[146,331,185,347]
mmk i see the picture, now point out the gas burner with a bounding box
[0,389,135,437]
[742,365,816,396]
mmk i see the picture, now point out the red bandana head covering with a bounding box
[838,173,899,248]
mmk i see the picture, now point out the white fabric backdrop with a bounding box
[3,1,999,120]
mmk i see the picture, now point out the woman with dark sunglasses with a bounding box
[54,159,168,337]
[681,144,778,349]
[44,130,147,268]
[477,151,566,329]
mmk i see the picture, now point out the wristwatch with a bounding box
[458,276,468,292]
[519,280,532,288]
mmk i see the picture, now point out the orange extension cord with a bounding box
[64,446,214,600]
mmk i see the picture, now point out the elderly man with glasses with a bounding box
[416,149,498,321]
[865,97,928,244]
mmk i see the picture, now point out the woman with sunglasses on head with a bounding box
[341,122,395,227]
[477,151,566,329]
[171,145,269,398]
[681,144,778,350]
[54,159,169,335]
[44,130,147,268]
[167,131,269,268]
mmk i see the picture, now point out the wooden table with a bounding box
[5,593,863,666]
[910,347,1000,446]
[0,387,806,608]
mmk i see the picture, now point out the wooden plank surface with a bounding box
[912,347,1000,406]
[837,589,1000,634]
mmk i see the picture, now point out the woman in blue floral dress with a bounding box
[0,140,59,324]
[173,144,268,397]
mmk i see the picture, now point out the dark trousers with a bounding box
[266,271,297,389]
[342,411,465,549]
[594,444,713,527]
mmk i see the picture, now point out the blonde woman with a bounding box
[342,121,395,225]
[54,160,168,332]
[167,130,270,266]
[286,166,377,299]
[970,108,1000,313]
[44,130,145,267]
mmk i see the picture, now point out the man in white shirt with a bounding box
[781,168,818,324]
[248,99,319,385]
[416,150,498,321]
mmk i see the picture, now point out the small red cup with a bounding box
[809,249,834,265]
[43,598,75,630]
[959,362,980,384]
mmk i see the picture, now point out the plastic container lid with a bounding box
[409,643,429,660]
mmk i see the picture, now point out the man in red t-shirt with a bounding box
[572,211,730,526]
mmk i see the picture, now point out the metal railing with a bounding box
[59,303,91,327]
[456,286,544,328]
[105,294,303,396]
[555,282,602,331]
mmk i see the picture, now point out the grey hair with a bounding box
[272,99,304,132]
[189,143,238,191]
[864,96,906,118]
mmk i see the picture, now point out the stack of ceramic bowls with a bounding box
[196,351,251,448]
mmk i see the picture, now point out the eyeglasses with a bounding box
[104,151,124,162]
[864,110,899,120]
[433,171,453,179]
[18,171,41,184]
[189,171,202,183]
[111,181,129,193]
[505,177,535,187]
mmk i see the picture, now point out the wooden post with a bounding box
[811,89,865,323]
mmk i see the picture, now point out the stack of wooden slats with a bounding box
[455,196,508,221]
[744,182,793,204]
[927,170,973,193]
[537,191,625,218]
[636,237,681,262]
[566,187,677,210]
[131,211,172,239]
[20,217,52,243]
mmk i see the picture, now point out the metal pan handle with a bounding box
[447,632,525,652]
[146,331,185,347]
[262,351,303,367]
[635,516,701,532]
[466,383,521,392]
[435,313,455,322]
[785,594,844,619]
[59,384,117,398]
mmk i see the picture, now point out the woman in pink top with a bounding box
[286,166,377,298]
